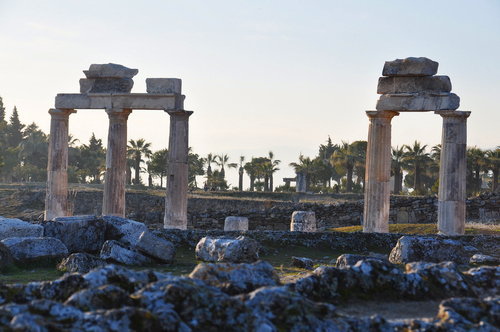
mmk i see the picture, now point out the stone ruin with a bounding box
[363,57,470,235]
[44,63,192,230]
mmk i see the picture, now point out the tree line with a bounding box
[286,136,499,195]
[0,96,498,195]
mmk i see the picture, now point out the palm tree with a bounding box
[127,138,152,185]
[485,147,499,192]
[467,147,487,195]
[403,141,430,194]
[331,141,357,192]
[244,159,257,191]
[290,154,315,191]
[267,151,281,192]
[391,146,405,194]
[238,156,245,191]
[216,153,237,180]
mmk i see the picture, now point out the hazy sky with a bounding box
[1,0,499,188]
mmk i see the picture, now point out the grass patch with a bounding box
[329,223,500,235]
[0,266,63,284]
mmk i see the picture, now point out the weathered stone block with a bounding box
[79,78,134,93]
[382,57,438,76]
[146,78,182,94]
[377,76,451,94]
[195,236,260,263]
[0,217,43,240]
[57,253,106,273]
[43,216,106,253]
[83,63,138,79]
[290,211,316,232]
[376,93,460,111]
[224,216,249,231]
[100,240,154,266]
[291,256,314,270]
[135,231,175,263]
[103,216,148,246]
[0,242,14,271]
[1,237,68,263]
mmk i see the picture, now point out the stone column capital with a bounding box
[48,108,76,118]
[165,110,193,118]
[105,108,132,120]
[435,110,471,119]
[366,110,399,120]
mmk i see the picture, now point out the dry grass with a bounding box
[330,223,500,235]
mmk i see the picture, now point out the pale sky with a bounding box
[1,0,499,188]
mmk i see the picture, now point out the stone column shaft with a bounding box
[436,110,470,235]
[363,110,399,233]
[102,108,132,217]
[45,109,76,220]
[164,110,193,229]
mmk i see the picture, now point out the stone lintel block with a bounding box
[80,78,134,94]
[84,63,138,79]
[376,93,460,111]
[55,93,181,110]
[382,57,438,77]
[224,216,249,231]
[377,76,451,94]
[146,78,182,94]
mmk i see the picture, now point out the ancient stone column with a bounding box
[45,108,76,220]
[102,108,132,217]
[164,110,193,229]
[435,110,470,235]
[363,110,399,233]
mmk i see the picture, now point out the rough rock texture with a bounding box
[389,236,477,264]
[0,217,43,240]
[195,236,260,263]
[463,266,500,297]
[377,75,451,94]
[0,242,13,272]
[1,237,68,263]
[100,240,154,266]
[335,253,387,269]
[224,216,249,231]
[189,261,280,295]
[290,211,317,232]
[382,57,439,76]
[0,263,498,331]
[146,78,182,94]
[83,63,138,79]
[135,231,175,263]
[291,256,314,270]
[469,253,499,265]
[376,92,460,111]
[43,215,106,253]
[80,77,134,93]
[103,215,148,246]
[57,253,106,273]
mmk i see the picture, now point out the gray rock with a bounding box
[290,211,316,232]
[83,63,138,79]
[103,216,148,246]
[463,266,500,297]
[390,236,476,264]
[376,92,460,111]
[469,253,499,265]
[146,78,182,94]
[291,256,314,270]
[382,57,438,76]
[335,254,369,268]
[0,242,14,272]
[57,253,106,273]
[436,297,500,330]
[195,236,260,263]
[224,216,249,231]
[83,264,162,290]
[100,240,154,266]
[377,75,452,94]
[0,217,43,240]
[65,284,133,311]
[405,261,470,296]
[189,261,280,295]
[79,78,134,93]
[43,216,106,253]
[135,231,175,263]
[1,237,68,263]
[75,306,162,331]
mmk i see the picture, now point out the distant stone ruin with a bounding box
[44,63,192,229]
[363,57,470,235]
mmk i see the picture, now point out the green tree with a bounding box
[17,123,48,181]
[485,147,499,192]
[391,146,406,194]
[466,147,487,195]
[290,154,315,191]
[6,106,25,148]
[216,153,237,181]
[128,138,152,185]
[266,151,281,192]
[188,148,205,188]
[147,149,168,187]
[80,133,106,183]
[402,141,430,195]
[318,136,340,187]
[331,141,357,192]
